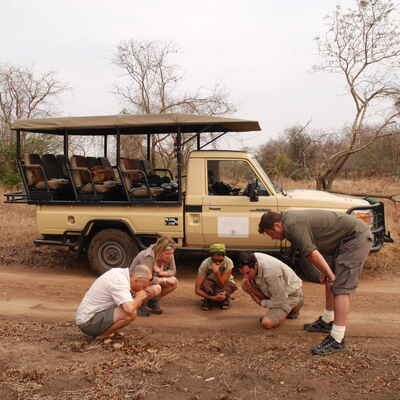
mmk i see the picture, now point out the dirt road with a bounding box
[0,265,399,400]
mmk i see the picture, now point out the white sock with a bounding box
[330,324,346,343]
[321,309,334,324]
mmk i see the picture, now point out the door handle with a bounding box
[209,207,221,211]
[250,208,271,212]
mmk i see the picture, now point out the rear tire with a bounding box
[88,229,139,276]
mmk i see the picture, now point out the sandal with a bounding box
[220,298,231,310]
[201,299,211,311]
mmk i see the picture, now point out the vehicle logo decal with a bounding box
[164,217,178,226]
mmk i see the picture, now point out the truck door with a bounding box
[202,159,278,249]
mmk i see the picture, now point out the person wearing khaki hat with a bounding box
[195,243,238,311]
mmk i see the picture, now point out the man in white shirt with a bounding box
[76,264,161,340]
[238,252,304,329]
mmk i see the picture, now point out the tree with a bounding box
[0,64,68,143]
[314,0,400,190]
[0,64,69,186]
[112,40,236,168]
[256,123,319,181]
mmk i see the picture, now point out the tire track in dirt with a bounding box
[0,265,399,337]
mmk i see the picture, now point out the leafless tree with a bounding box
[0,64,69,146]
[113,40,236,168]
[313,0,400,190]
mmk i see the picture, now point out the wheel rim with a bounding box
[98,241,127,267]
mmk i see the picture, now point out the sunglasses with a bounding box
[211,257,225,264]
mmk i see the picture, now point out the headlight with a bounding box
[352,210,374,226]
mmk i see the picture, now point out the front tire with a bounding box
[88,229,139,275]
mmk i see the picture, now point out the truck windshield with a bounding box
[251,156,277,192]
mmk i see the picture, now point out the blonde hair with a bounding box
[153,236,176,258]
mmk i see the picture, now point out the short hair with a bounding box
[131,264,151,281]
[258,212,283,233]
[153,236,176,257]
[238,252,257,269]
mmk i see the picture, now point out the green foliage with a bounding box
[0,134,62,188]
[273,152,293,176]
[0,166,20,188]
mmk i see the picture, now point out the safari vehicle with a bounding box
[4,114,392,281]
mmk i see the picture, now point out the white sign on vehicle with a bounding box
[217,216,249,238]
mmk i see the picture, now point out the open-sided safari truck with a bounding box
[4,113,392,281]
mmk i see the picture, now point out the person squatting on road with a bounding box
[195,243,238,310]
[238,251,304,328]
[75,264,160,341]
[259,210,372,356]
[130,236,178,316]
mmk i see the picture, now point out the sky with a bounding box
[1,0,359,150]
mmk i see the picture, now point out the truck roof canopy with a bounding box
[11,113,261,135]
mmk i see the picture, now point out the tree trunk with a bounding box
[315,172,336,191]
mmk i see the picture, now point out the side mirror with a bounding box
[247,182,259,202]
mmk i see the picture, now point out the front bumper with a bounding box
[347,200,393,252]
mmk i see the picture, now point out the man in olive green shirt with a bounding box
[259,210,372,356]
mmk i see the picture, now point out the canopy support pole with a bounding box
[63,132,68,158]
[176,128,182,203]
[16,130,21,160]
[200,132,228,149]
[147,134,151,161]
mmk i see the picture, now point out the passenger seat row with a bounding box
[22,154,178,201]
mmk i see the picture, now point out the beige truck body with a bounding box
[36,150,373,251]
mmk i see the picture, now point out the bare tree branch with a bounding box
[313,0,400,190]
[112,40,236,168]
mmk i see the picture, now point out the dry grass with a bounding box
[1,178,399,276]
[0,191,84,269]
[279,177,400,277]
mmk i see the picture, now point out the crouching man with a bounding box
[195,243,238,310]
[76,264,160,340]
[238,252,304,329]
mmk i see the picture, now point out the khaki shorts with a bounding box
[79,307,115,337]
[331,229,373,295]
[264,288,304,324]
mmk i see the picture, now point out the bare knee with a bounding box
[124,310,137,323]
[169,277,178,289]
[146,284,162,298]
[260,316,278,329]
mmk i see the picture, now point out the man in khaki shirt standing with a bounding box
[259,210,372,356]
[238,252,304,329]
